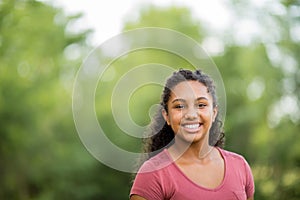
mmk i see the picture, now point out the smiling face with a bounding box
[162,80,218,145]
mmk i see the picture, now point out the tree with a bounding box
[0,0,106,199]
[214,1,300,199]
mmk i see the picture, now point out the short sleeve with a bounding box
[130,166,164,200]
[130,150,175,199]
[243,159,255,198]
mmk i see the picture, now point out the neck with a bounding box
[169,136,214,161]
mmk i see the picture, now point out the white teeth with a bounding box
[184,124,199,129]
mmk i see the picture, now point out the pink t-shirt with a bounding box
[130,148,254,200]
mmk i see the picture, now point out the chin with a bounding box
[177,132,207,144]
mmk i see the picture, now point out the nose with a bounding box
[184,107,198,120]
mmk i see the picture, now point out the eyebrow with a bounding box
[171,97,209,104]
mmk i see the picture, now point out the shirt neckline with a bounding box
[164,147,227,191]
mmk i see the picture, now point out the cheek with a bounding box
[169,111,183,123]
[201,109,215,119]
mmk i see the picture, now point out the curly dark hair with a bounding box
[142,69,225,160]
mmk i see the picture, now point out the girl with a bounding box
[130,69,254,200]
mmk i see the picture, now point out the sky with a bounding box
[42,0,289,49]
[49,0,232,46]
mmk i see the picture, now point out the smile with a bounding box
[181,123,203,132]
[183,124,200,129]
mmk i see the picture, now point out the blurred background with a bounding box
[1,0,300,199]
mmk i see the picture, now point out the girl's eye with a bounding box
[198,103,207,108]
[175,104,185,109]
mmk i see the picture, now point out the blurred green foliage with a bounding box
[0,0,299,199]
[0,0,130,199]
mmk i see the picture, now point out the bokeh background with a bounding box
[1,0,300,199]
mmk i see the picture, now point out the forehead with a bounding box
[170,81,211,100]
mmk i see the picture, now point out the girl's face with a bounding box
[162,80,217,144]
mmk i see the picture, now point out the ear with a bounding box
[162,109,170,125]
[212,106,218,123]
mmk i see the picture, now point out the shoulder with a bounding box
[131,149,175,199]
[219,148,253,174]
[219,148,254,180]
[219,149,255,198]
[138,149,173,173]
[219,148,248,163]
